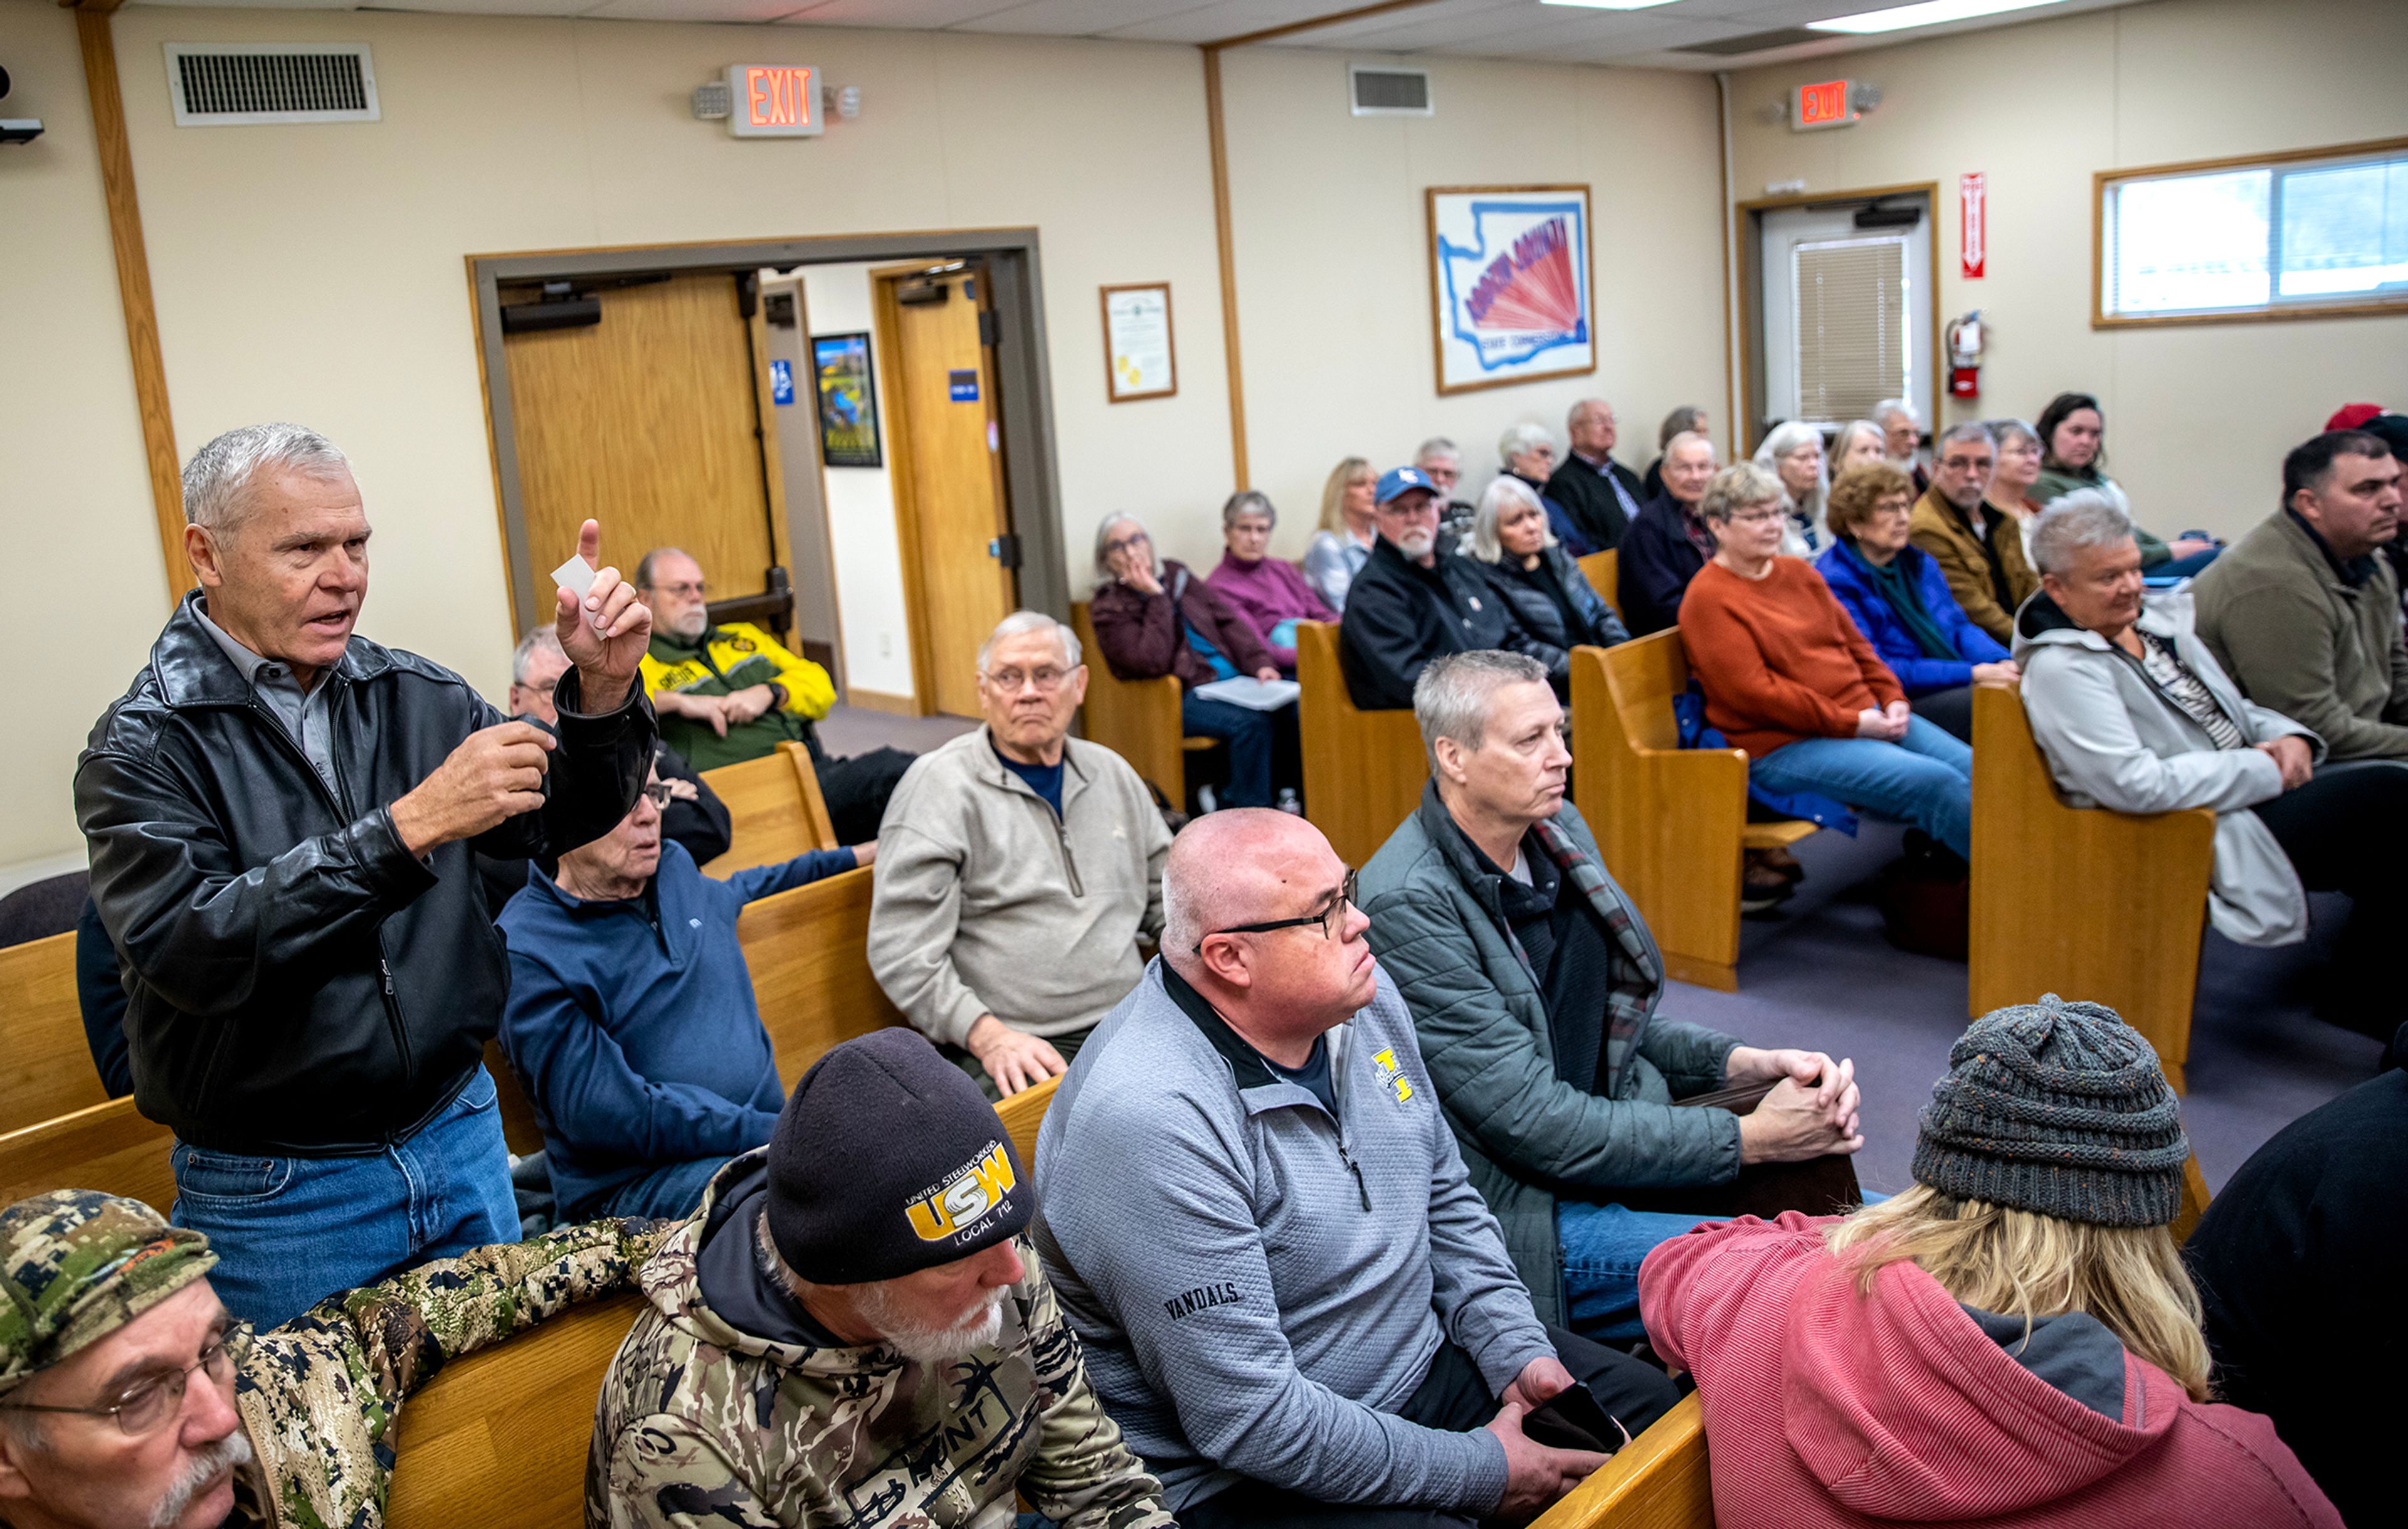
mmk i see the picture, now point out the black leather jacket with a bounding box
[76,596,654,1154]
[1338,534,1513,709]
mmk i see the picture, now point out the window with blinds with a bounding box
[1790,236,1907,426]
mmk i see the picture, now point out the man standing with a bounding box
[1546,399,1646,553]
[77,423,654,1328]
[589,1029,1173,1529]
[1035,811,1681,1528]
[1908,422,2037,644]
[870,612,1171,1099]
[1339,467,1512,710]
[2195,430,2408,761]
[633,547,912,844]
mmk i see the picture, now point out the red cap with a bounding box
[2327,403,2385,431]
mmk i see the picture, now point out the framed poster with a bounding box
[1101,282,1177,402]
[811,332,881,468]
[1425,184,1595,396]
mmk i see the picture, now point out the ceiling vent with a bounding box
[1349,64,1432,117]
[164,44,379,127]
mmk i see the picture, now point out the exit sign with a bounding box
[727,64,821,137]
[1794,78,1858,132]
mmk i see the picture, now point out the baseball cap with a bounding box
[1375,467,1437,506]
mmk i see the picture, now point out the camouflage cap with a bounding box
[0,1190,216,1397]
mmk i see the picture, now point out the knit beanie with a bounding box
[764,1029,1032,1284]
[1911,994,2189,1228]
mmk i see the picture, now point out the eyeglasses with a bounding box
[652,581,707,600]
[638,781,675,808]
[0,1328,248,1437]
[1196,869,1357,953]
[1102,532,1151,556]
[983,665,1071,694]
[1724,508,1787,527]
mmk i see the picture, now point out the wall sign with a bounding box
[1794,79,1857,131]
[727,64,821,137]
[949,369,980,403]
[768,358,795,406]
[811,332,880,468]
[1960,172,1987,278]
[1426,184,1595,397]
[1101,282,1177,403]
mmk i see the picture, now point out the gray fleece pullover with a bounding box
[1032,958,1556,1515]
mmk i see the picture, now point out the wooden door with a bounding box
[502,272,781,630]
[882,267,1013,717]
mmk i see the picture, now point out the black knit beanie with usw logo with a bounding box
[1913,993,2189,1228]
[765,1028,1032,1284]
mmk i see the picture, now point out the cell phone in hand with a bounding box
[1523,1384,1626,1454]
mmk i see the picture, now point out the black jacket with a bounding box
[1339,536,1512,710]
[1474,548,1631,692]
[1618,493,1711,636]
[1545,454,1645,553]
[76,596,653,1154]
[475,738,729,919]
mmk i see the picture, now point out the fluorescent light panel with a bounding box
[1539,1,1681,11]
[1809,0,2070,34]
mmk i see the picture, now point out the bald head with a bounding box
[1162,810,1375,1054]
[1163,811,1330,967]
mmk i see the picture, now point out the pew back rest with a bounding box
[1531,1390,1711,1528]
[701,741,838,876]
[1576,549,1622,619]
[1070,602,1190,803]
[0,931,107,1137]
[737,864,904,1084]
[1596,627,1687,753]
[0,1096,175,1215]
[1294,621,1427,867]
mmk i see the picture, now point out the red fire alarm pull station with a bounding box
[727,64,821,137]
[1794,79,1857,131]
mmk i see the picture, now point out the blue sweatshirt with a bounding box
[496,840,855,1218]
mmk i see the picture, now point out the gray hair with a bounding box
[2028,489,2135,575]
[1663,430,1717,467]
[1092,512,1160,590]
[1831,419,1886,464]
[1414,436,1461,467]
[1936,421,1997,455]
[1658,406,1706,448]
[1987,417,2041,454]
[1221,490,1277,531]
[512,625,566,686]
[976,609,1080,674]
[1698,461,1785,524]
[1873,398,1921,430]
[1465,475,1553,564]
[1499,421,1554,467]
[1753,421,1828,532]
[1413,650,1550,773]
[1566,398,1613,431]
[181,423,351,533]
[634,547,694,592]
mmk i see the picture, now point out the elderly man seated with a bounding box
[590,1029,1173,1529]
[498,762,867,1222]
[1546,398,1647,553]
[1617,431,1719,635]
[1339,466,1514,711]
[634,547,912,843]
[2018,493,2408,1025]
[1360,652,1861,1340]
[2195,430,2408,761]
[1035,810,1680,1529]
[871,611,1172,1099]
[0,1188,657,1529]
[1908,423,2038,645]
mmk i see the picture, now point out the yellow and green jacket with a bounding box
[638,623,835,772]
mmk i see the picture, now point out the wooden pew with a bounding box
[995,1074,1059,1168]
[737,864,904,1085]
[1071,601,1215,807]
[1576,549,1621,619]
[2173,1153,2212,1246]
[1968,684,2215,1093]
[1295,622,1427,867]
[0,1096,174,1216]
[701,740,838,876]
[1569,633,1817,992]
[1533,1391,1711,1529]
[0,931,107,1138]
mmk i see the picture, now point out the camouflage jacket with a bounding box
[588,1185,1173,1529]
[226,1217,665,1529]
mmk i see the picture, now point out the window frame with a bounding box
[2092,134,2408,330]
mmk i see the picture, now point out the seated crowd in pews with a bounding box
[9,408,2405,1526]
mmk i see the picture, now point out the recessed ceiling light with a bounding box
[1809,0,2072,34]
[1539,0,1682,11]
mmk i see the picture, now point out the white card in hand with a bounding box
[551,554,597,599]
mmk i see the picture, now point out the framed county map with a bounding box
[1427,184,1596,396]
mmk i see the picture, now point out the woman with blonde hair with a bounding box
[1302,455,1378,612]
[1640,996,2340,1529]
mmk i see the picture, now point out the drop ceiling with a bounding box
[131,0,2144,70]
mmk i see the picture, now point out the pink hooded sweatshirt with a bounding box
[1639,1214,2339,1528]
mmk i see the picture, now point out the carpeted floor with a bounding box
[1661,822,2384,1197]
[816,702,978,758]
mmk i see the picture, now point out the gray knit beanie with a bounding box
[1912,993,2189,1227]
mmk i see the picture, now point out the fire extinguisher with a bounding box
[1946,310,1983,399]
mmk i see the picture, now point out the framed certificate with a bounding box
[1101,282,1177,403]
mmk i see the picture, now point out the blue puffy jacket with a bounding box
[1814,538,2009,696]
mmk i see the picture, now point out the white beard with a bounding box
[858,1284,1007,1366]
[1395,532,1436,559]
[150,1429,252,1528]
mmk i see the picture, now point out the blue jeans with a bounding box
[1558,1200,1726,1342]
[579,1155,729,1223]
[1183,693,1279,808]
[1750,715,1974,858]
[170,1067,517,1330]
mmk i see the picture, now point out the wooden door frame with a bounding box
[1732,182,1941,458]
[466,229,1067,647]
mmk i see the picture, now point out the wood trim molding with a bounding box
[1200,48,1247,488]
[75,5,189,605]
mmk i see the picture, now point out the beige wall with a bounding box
[796,261,914,702]
[1728,0,2408,542]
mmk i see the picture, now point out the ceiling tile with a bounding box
[951,0,1230,35]
[580,0,809,22]
[1095,1,1390,45]
[1297,0,1536,50]
[778,0,1031,28]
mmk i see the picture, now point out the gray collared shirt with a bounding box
[194,600,340,794]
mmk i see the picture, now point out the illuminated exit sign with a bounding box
[727,64,821,137]
[1794,78,1858,131]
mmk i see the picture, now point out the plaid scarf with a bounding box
[1503,816,1663,1096]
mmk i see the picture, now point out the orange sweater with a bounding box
[1679,556,1904,757]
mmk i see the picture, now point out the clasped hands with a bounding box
[1725,1045,1864,1165]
